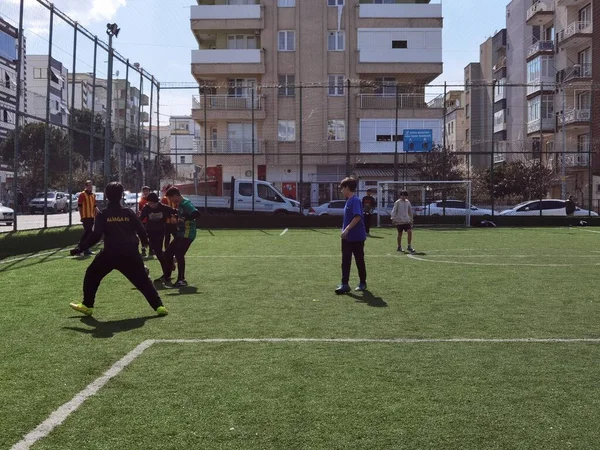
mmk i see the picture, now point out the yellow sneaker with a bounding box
[69,302,94,316]
[156,306,168,316]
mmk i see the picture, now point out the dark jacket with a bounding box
[139,203,178,233]
[565,199,576,215]
[80,202,148,253]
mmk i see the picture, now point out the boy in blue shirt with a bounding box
[335,177,367,294]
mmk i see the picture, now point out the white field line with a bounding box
[578,228,600,234]
[406,253,593,267]
[0,250,68,265]
[12,336,600,449]
[280,228,289,236]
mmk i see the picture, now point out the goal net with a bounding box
[376,181,473,227]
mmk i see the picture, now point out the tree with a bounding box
[71,108,110,163]
[414,146,465,181]
[0,122,84,195]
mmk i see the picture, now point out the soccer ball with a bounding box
[144,265,150,276]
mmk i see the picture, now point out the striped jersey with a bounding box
[161,196,178,224]
[177,198,198,240]
[78,191,96,219]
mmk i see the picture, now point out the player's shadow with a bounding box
[366,235,384,239]
[63,315,160,339]
[349,290,387,308]
[166,286,199,296]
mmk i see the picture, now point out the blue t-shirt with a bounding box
[343,195,366,242]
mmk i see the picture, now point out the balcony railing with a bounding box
[526,1,554,22]
[194,139,264,154]
[557,153,589,167]
[359,94,440,109]
[193,95,262,110]
[558,109,590,125]
[191,4,261,20]
[358,3,442,19]
[526,40,554,59]
[527,118,555,134]
[557,21,593,43]
[564,63,592,82]
[494,153,506,164]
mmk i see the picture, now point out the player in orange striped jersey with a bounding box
[77,180,100,257]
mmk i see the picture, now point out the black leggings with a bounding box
[341,239,367,285]
[147,230,165,265]
[83,250,163,310]
[162,237,193,281]
[164,224,178,250]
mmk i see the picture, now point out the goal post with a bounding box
[376,180,473,228]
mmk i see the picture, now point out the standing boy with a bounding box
[138,186,151,257]
[391,190,415,253]
[335,177,367,295]
[68,182,168,317]
[139,192,178,266]
[155,187,200,287]
[77,180,99,256]
[161,184,179,250]
[362,189,376,237]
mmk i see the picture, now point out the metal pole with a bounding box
[68,23,78,226]
[148,76,154,187]
[43,5,55,229]
[561,86,567,199]
[251,87,255,213]
[89,37,97,179]
[588,78,594,215]
[203,86,208,214]
[156,82,161,188]
[12,0,24,232]
[122,60,129,185]
[490,79,496,217]
[346,78,351,174]
[104,33,114,185]
[137,70,144,187]
[394,83,399,182]
[299,84,303,214]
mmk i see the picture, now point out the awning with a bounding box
[50,67,64,83]
[353,168,420,178]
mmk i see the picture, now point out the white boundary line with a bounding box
[280,228,289,236]
[11,336,600,449]
[578,228,600,234]
[0,250,68,265]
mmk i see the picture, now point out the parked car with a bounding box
[0,202,14,226]
[28,191,69,214]
[124,192,142,210]
[69,194,79,211]
[95,192,105,209]
[308,200,347,216]
[499,199,599,217]
[424,200,493,217]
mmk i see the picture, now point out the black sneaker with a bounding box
[355,283,367,292]
[407,246,416,254]
[335,284,351,295]
[174,280,188,288]
[154,275,170,284]
[397,246,404,252]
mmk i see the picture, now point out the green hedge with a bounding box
[0,226,82,260]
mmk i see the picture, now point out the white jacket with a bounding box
[391,199,413,224]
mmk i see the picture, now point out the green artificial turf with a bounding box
[2,227,600,449]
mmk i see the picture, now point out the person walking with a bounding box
[391,190,415,254]
[335,177,367,295]
[362,189,376,237]
[69,182,168,317]
[77,180,99,256]
[565,195,577,227]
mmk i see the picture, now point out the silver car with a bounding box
[28,191,68,214]
[0,202,14,225]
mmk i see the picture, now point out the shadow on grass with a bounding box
[0,248,70,273]
[366,235,384,239]
[349,290,387,307]
[166,286,199,296]
[63,315,160,339]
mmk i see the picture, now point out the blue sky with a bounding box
[2,0,509,122]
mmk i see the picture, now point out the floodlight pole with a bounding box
[104,23,119,184]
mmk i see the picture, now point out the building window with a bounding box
[0,31,17,61]
[328,31,345,51]
[278,120,296,141]
[180,156,185,164]
[278,75,295,97]
[278,0,295,6]
[465,104,470,118]
[328,75,344,96]
[374,77,396,96]
[227,34,257,50]
[465,129,470,143]
[327,0,344,5]
[278,31,295,51]
[33,68,45,79]
[528,95,553,122]
[392,40,408,49]
[328,120,346,141]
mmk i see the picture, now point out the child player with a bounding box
[391,190,416,254]
[138,186,151,257]
[155,187,200,288]
[68,182,168,317]
[139,192,178,268]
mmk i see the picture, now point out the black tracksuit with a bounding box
[139,203,178,265]
[78,202,163,310]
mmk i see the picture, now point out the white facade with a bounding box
[357,28,442,63]
[359,119,443,153]
[170,116,200,179]
[26,55,69,126]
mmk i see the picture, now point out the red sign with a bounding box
[282,182,297,200]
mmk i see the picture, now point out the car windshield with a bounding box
[126,193,139,200]
[36,192,55,198]
[513,201,531,209]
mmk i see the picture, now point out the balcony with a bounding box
[192,94,266,121]
[526,1,555,26]
[195,138,264,154]
[527,118,555,135]
[558,109,590,126]
[563,63,592,83]
[358,3,442,19]
[192,49,265,75]
[359,94,434,109]
[494,153,506,164]
[557,21,592,49]
[526,78,555,98]
[141,94,149,106]
[526,40,554,60]
[191,4,263,32]
[557,153,589,168]
[140,111,149,123]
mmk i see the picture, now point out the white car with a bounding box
[424,200,493,217]
[28,191,69,214]
[124,192,142,210]
[0,202,14,225]
[499,199,599,216]
[308,200,347,216]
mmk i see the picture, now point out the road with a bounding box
[0,211,83,233]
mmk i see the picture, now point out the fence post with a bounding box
[394,82,399,182]
[137,69,144,189]
[12,0,25,231]
[121,59,129,185]
[299,83,303,213]
[148,76,154,188]
[490,79,496,217]
[105,33,115,186]
[68,22,78,226]
[89,37,97,180]
[251,86,255,214]
[156,82,161,188]
[203,86,208,214]
[43,5,55,229]
[346,78,351,175]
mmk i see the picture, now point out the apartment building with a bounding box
[0,16,26,142]
[170,116,200,179]
[26,55,68,126]
[443,90,466,158]
[189,0,443,201]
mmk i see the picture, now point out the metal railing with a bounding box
[194,139,264,154]
[359,94,439,109]
[556,153,590,167]
[526,1,555,21]
[192,94,262,110]
[557,21,593,43]
[564,63,592,82]
[558,109,591,125]
[526,40,554,59]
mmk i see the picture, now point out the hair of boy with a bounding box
[400,190,408,197]
[146,192,159,203]
[166,187,181,197]
[142,186,151,192]
[339,177,357,192]
[105,182,124,203]
[85,180,92,186]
